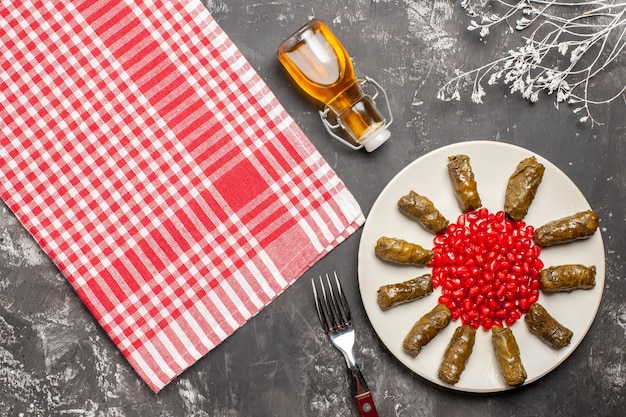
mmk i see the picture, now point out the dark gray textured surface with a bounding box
[1,1,624,416]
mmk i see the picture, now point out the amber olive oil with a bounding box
[277,19,391,151]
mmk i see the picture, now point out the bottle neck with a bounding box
[327,82,363,116]
[335,94,387,144]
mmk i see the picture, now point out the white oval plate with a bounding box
[358,141,605,393]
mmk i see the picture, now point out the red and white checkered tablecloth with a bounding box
[0,0,364,392]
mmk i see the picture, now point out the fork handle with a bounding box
[355,391,379,417]
[351,366,379,417]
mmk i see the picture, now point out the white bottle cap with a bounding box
[360,126,391,152]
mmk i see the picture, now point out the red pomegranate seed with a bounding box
[430,209,542,330]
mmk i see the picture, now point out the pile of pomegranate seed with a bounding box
[430,208,543,330]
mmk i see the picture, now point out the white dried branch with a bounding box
[440,0,626,126]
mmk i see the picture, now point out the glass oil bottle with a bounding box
[277,19,392,152]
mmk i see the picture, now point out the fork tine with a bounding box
[313,272,354,332]
[325,272,348,330]
[324,273,342,331]
[312,278,330,334]
[332,271,353,326]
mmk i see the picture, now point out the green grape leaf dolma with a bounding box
[375,237,434,266]
[447,155,482,213]
[533,210,599,246]
[504,156,545,221]
[524,303,573,349]
[403,304,451,357]
[540,264,596,292]
[491,326,527,387]
[438,325,476,385]
[397,191,449,234]
[377,274,433,311]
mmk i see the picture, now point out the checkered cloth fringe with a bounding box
[0,0,364,392]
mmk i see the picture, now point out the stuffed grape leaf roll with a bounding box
[540,264,596,292]
[375,237,434,266]
[504,156,545,221]
[447,155,482,213]
[533,210,599,246]
[491,326,527,387]
[403,304,451,357]
[524,303,573,349]
[377,274,433,310]
[438,325,476,385]
[397,191,449,234]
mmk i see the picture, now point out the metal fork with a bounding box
[312,272,379,417]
